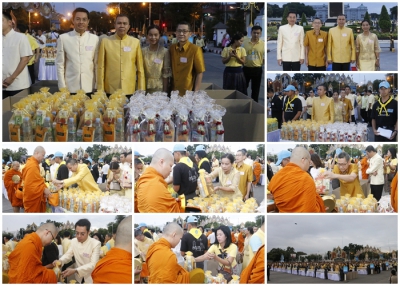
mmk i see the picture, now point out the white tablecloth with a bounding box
[328,273,340,281]
[306,270,315,277]
[316,270,325,279]
[357,269,368,275]
[299,270,306,276]
[286,269,291,274]
[38,58,58,80]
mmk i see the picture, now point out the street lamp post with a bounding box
[142,3,152,26]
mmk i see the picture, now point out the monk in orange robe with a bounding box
[146,222,189,283]
[253,159,262,186]
[231,230,237,244]
[240,245,265,284]
[8,223,58,283]
[360,156,369,180]
[237,230,245,253]
[92,216,132,283]
[136,148,182,213]
[3,161,23,212]
[22,146,50,213]
[391,172,398,213]
[268,147,325,213]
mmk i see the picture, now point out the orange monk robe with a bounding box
[134,182,139,213]
[22,157,46,213]
[391,173,398,213]
[3,169,23,207]
[92,247,132,284]
[268,163,325,213]
[8,233,57,283]
[237,233,245,253]
[146,238,189,284]
[240,245,265,284]
[253,161,262,186]
[136,167,182,213]
[231,232,237,244]
[360,157,369,180]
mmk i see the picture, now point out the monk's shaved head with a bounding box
[151,148,173,164]
[37,222,57,234]
[34,146,45,154]
[11,161,20,171]
[37,222,58,246]
[162,222,183,248]
[115,216,132,253]
[33,146,46,163]
[150,148,174,179]
[290,147,311,172]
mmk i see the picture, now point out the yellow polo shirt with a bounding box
[327,26,356,63]
[221,46,247,67]
[234,163,253,197]
[242,39,265,67]
[26,34,39,66]
[311,95,334,123]
[63,164,101,191]
[170,41,206,96]
[304,30,328,67]
[97,34,145,94]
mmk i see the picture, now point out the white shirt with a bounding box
[310,167,324,180]
[50,163,59,180]
[277,24,305,61]
[59,237,100,283]
[37,34,47,49]
[366,153,385,185]
[367,94,375,111]
[244,158,254,169]
[299,95,307,110]
[3,29,32,91]
[346,93,356,115]
[56,30,99,93]
[208,232,216,244]
[101,164,109,175]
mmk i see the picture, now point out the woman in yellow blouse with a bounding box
[208,154,242,199]
[221,33,247,95]
[356,20,381,71]
[242,226,254,269]
[141,25,172,93]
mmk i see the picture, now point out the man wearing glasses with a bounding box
[170,21,205,96]
[234,150,253,201]
[54,219,100,283]
[304,17,328,71]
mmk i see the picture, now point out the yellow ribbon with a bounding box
[377,97,393,116]
[285,96,298,112]
[197,157,209,169]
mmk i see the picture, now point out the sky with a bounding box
[2,214,123,234]
[134,214,262,229]
[134,143,264,157]
[267,2,397,14]
[2,143,130,158]
[267,215,398,254]
[266,143,389,155]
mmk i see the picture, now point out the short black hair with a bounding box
[3,11,12,21]
[318,84,326,91]
[147,25,162,35]
[287,11,297,17]
[267,88,274,93]
[365,145,376,153]
[177,21,191,31]
[337,152,351,162]
[63,231,70,238]
[215,225,232,248]
[17,24,28,33]
[75,218,91,232]
[251,25,262,32]
[221,153,235,164]
[338,14,346,18]
[247,226,254,235]
[115,14,130,25]
[72,7,90,20]
[237,149,246,156]
[313,17,322,23]
[66,158,78,165]
[110,161,120,170]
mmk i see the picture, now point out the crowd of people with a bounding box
[134,217,265,283]
[3,7,265,103]
[134,145,264,213]
[267,81,398,142]
[3,216,132,283]
[2,146,132,213]
[267,145,398,213]
[276,12,388,71]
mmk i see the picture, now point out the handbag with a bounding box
[217,250,233,282]
[109,181,121,190]
[388,172,395,182]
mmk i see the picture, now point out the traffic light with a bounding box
[162,23,165,28]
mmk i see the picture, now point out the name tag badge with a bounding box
[83,252,90,258]
[85,46,94,51]
[154,58,162,64]
[240,171,245,175]
[290,104,294,107]
[342,33,347,37]
[321,103,325,106]
[294,32,299,36]
[180,57,188,63]
[226,180,232,185]
[369,39,374,43]
[388,109,393,113]
[344,104,347,106]
[272,103,274,105]
[318,38,323,42]
[123,46,131,52]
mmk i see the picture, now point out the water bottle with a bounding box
[67,117,76,142]
[115,117,124,142]
[94,118,103,142]
[22,117,32,142]
[76,129,83,142]
[43,117,53,142]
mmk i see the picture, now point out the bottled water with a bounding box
[67,117,76,142]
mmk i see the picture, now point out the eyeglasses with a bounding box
[337,163,348,166]
[176,30,190,34]
[46,229,55,241]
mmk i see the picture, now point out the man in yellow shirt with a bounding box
[340,89,353,123]
[304,18,328,71]
[170,21,205,96]
[54,158,101,191]
[242,25,264,102]
[234,150,253,200]
[134,229,154,258]
[312,85,334,123]
[97,14,145,95]
[327,14,356,71]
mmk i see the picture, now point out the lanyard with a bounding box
[285,96,298,111]
[377,97,393,116]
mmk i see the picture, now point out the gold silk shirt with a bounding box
[63,164,101,191]
[356,32,380,61]
[97,34,145,94]
[333,100,344,122]
[304,30,328,67]
[170,41,206,96]
[340,97,353,122]
[333,164,365,198]
[142,46,171,93]
[327,26,356,63]
[234,163,253,197]
[311,96,334,123]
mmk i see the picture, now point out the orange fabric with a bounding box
[391,173,398,213]
[3,169,23,207]
[134,182,139,213]
[268,163,325,213]
[240,245,265,284]
[92,247,132,284]
[361,157,369,180]
[231,232,236,244]
[237,232,245,253]
[136,166,182,213]
[146,238,189,283]
[140,262,149,277]
[8,233,57,283]
[253,161,262,186]
[21,157,46,213]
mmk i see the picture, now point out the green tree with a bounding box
[373,79,383,91]
[379,5,391,32]
[85,144,111,161]
[382,144,397,155]
[364,11,372,26]
[282,3,316,18]
[281,6,289,25]
[267,247,286,262]
[2,147,28,163]
[300,13,308,26]
[390,6,397,19]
